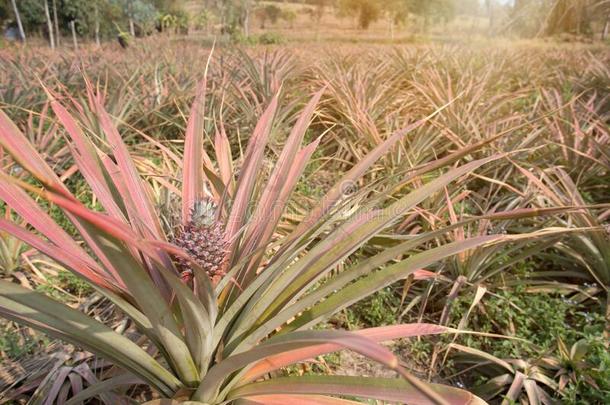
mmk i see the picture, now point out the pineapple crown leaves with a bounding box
[190,198,218,227]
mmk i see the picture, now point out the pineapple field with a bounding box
[0,28,609,405]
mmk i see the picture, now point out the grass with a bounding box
[0,323,49,360]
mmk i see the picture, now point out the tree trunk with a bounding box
[43,0,55,49]
[603,15,609,40]
[388,15,394,40]
[95,5,101,46]
[486,0,495,35]
[70,20,78,50]
[244,7,250,37]
[129,19,136,36]
[10,0,26,42]
[52,0,60,46]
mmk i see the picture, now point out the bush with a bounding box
[257,32,284,44]
[229,31,284,45]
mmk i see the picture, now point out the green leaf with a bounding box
[0,280,181,396]
[285,235,502,332]
[243,155,501,339]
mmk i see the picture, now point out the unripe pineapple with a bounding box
[173,199,228,285]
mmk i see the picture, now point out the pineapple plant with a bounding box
[0,66,545,403]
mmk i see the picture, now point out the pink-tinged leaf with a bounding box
[241,89,324,257]
[0,181,120,282]
[67,372,83,405]
[138,130,182,167]
[48,96,126,221]
[413,269,438,280]
[215,120,234,196]
[100,154,172,297]
[0,109,68,195]
[182,79,210,223]
[448,343,514,373]
[0,117,132,284]
[0,218,119,291]
[0,280,181,397]
[284,116,429,247]
[284,112,507,253]
[84,85,164,240]
[276,138,322,206]
[236,394,362,405]
[4,173,168,268]
[225,91,280,254]
[239,136,322,286]
[8,174,200,384]
[59,164,78,183]
[0,108,135,286]
[477,205,607,221]
[504,371,526,403]
[230,155,504,344]
[283,235,505,336]
[242,324,447,382]
[229,375,485,405]
[227,209,384,342]
[71,363,123,405]
[195,329,402,402]
[513,163,563,206]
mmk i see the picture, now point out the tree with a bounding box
[118,0,157,36]
[43,0,55,48]
[380,0,410,39]
[194,9,213,34]
[52,0,60,45]
[407,0,456,30]
[503,0,606,38]
[281,8,297,28]
[507,0,549,37]
[338,0,381,30]
[10,0,26,41]
[265,4,281,25]
[245,0,254,36]
[205,0,252,36]
[257,4,281,29]
[544,0,591,36]
[310,0,328,24]
[0,0,191,45]
[59,0,123,40]
[484,0,498,33]
[149,0,183,14]
[357,0,380,29]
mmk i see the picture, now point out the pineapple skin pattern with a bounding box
[174,199,228,284]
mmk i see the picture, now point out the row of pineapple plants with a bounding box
[0,43,608,403]
[0,65,504,403]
